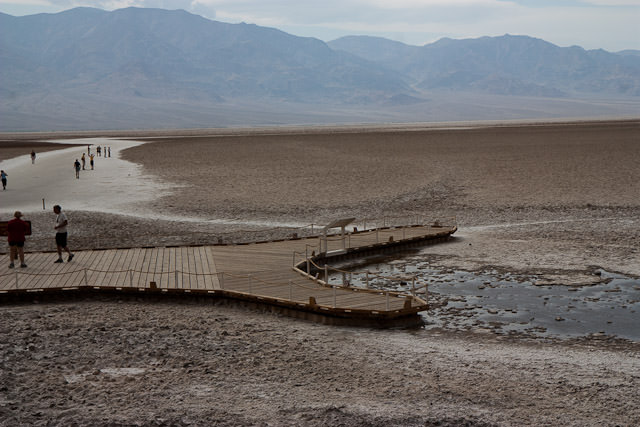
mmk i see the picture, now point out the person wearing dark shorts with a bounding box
[7,211,29,268]
[74,159,81,178]
[53,205,74,263]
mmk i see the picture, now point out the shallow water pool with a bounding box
[328,255,640,341]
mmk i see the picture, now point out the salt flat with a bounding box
[0,138,163,215]
[0,120,639,426]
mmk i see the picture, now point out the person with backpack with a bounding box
[7,211,29,268]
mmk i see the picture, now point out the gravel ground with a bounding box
[1,301,638,426]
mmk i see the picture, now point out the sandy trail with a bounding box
[0,138,163,216]
[0,137,315,229]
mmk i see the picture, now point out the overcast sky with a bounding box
[1,0,638,51]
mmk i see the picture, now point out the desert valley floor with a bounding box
[0,120,638,426]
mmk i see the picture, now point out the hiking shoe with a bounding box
[20,263,27,268]
[54,259,63,263]
[8,263,14,268]
[68,254,74,262]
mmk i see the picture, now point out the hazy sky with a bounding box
[1,0,638,51]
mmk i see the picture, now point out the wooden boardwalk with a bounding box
[0,224,456,325]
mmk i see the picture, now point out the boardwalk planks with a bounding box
[0,224,456,323]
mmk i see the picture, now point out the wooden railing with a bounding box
[291,217,458,302]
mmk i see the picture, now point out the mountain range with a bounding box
[1,7,639,131]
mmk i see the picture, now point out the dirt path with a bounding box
[0,138,163,215]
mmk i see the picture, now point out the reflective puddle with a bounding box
[328,253,640,341]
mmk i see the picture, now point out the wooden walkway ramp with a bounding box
[0,224,456,326]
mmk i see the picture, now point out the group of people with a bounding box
[5,145,111,266]
[4,144,115,187]
[6,205,74,268]
[87,144,111,158]
[74,144,111,179]
[94,145,111,157]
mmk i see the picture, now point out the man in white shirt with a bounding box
[53,205,74,263]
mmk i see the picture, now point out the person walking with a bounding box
[81,153,86,170]
[74,159,81,179]
[31,150,36,164]
[97,146,102,157]
[7,211,29,268]
[53,205,74,263]
[108,147,111,157]
[1,170,7,190]
[89,154,95,170]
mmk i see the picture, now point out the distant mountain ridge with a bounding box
[1,7,639,131]
[0,7,407,103]
[329,35,640,97]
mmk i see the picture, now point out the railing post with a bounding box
[15,272,18,289]
[411,277,416,296]
[333,286,337,308]
[175,270,179,288]
[366,272,369,288]
[248,274,252,293]
[424,283,428,304]
[289,280,293,300]
[220,272,225,290]
[324,264,328,284]
[130,270,133,287]
[376,229,379,243]
[306,247,310,274]
[84,269,88,286]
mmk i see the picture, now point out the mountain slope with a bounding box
[1,8,638,131]
[329,35,640,96]
[0,7,410,103]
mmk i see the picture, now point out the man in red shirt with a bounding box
[7,211,29,268]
